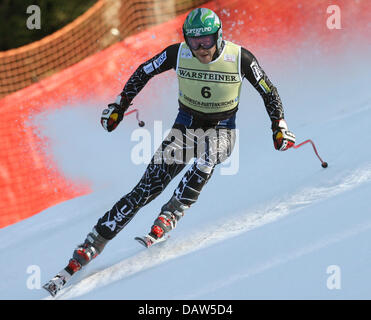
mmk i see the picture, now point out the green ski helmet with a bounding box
[183,8,223,53]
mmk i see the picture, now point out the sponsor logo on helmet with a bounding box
[186,27,212,36]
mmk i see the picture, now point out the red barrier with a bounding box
[0,0,368,227]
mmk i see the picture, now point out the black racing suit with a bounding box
[95,41,284,240]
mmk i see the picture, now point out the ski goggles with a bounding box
[186,34,216,50]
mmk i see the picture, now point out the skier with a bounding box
[47,8,296,291]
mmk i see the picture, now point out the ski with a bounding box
[43,233,167,297]
[43,269,71,297]
[135,234,168,248]
[42,259,81,297]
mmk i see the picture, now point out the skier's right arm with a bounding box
[101,44,180,132]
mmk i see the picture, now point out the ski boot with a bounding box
[43,227,109,297]
[42,251,98,297]
[135,196,189,248]
[72,227,109,267]
[43,258,82,297]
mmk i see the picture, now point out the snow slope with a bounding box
[1,33,371,300]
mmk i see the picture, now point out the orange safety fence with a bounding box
[0,0,208,98]
[0,0,369,228]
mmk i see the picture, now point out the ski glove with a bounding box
[272,119,296,151]
[101,95,131,132]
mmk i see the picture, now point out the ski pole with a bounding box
[124,108,145,127]
[292,139,328,168]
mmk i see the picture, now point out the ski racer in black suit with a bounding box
[68,8,296,271]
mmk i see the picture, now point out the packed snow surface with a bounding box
[1,40,370,300]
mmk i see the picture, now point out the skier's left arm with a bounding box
[240,47,295,151]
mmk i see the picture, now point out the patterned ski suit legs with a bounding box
[95,123,236,240]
